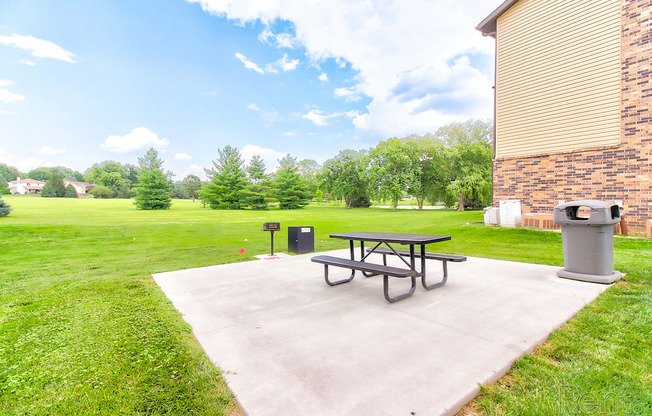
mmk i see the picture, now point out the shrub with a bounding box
[90,185,112,199]
[0,195,11,217]
[350,195,371,208]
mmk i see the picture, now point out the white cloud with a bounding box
[237,50,298,75]
[174,153,193,160]
[0,147,42,172]
[36,146,66,156]
[247,103,260,111]
[259,29,299,49]
[318,72,328,82]
[265,54,299,73]
[303,109,328,126]
[19,59,35,66]
[240,144,286,172]
[0,34,76,63]
[277,55,299,71]
[302,108,358,126]
[189,164,204,171]
[100,127,170,153]
[0,79,11,87]
[334,86,362,102]
[0,89,25,104]
[283,131,297,136]
[235,52,264,74]
[188,0,497,138]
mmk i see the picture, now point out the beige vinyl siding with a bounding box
[495,0,620,158]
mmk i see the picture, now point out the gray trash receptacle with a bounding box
[288,226,314,254]
[553,200,622,283]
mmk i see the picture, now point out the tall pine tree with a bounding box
[273,154,309,209]
[243,154,268,210]
[134,148,172,210]
[200,145,247,209]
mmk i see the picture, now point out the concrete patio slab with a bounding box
[153,250,609,416]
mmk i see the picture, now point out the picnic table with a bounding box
[311,232,466,302]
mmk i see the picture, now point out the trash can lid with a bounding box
[553,200,621,226]
[554,200,617,210]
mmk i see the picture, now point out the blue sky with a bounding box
[0,0,498,179]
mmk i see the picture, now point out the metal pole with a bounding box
[270,230,275,255]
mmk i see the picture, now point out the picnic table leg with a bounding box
[322,240,356,286]
[383,273,417,303]
[420,244,426,278]
[421,257,448,290]
[410,244,416,271]
[323,264,356,286]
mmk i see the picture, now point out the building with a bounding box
[7,177,95,196]
[476,0,650,233]
[63,180,96,197]
[7,177,46,195]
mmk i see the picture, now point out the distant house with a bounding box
[7,177,96,196]
[64,180,96,197]
[8,177,46,195]
[476,0,650,232]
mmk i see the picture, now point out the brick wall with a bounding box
[492,0,651,233]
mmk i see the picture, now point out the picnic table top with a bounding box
[329,231,451,245]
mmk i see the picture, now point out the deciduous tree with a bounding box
[433,119,493,210]
[402,136,449,210]
[181,174,202,202]
[297,159,320,197]
[28,168,53,181]
[0,163,23,182]
[84,161,134,198]
[320,149,370,208]
[368,138,414,210]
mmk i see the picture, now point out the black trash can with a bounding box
[288,226,314,254]
[553,200,622,283]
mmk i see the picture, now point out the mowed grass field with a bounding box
[1,196,650,415]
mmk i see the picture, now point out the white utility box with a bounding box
[499,200,522,227]
[483,207,500,226]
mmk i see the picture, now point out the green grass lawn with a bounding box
[1,196,650,415]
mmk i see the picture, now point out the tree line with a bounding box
[0,119,492,211]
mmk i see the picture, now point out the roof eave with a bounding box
[476,0,520,37]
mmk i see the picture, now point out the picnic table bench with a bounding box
[366,248,466,289]
[311,232,461,302]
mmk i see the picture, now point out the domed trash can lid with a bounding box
[553,200,620,226]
